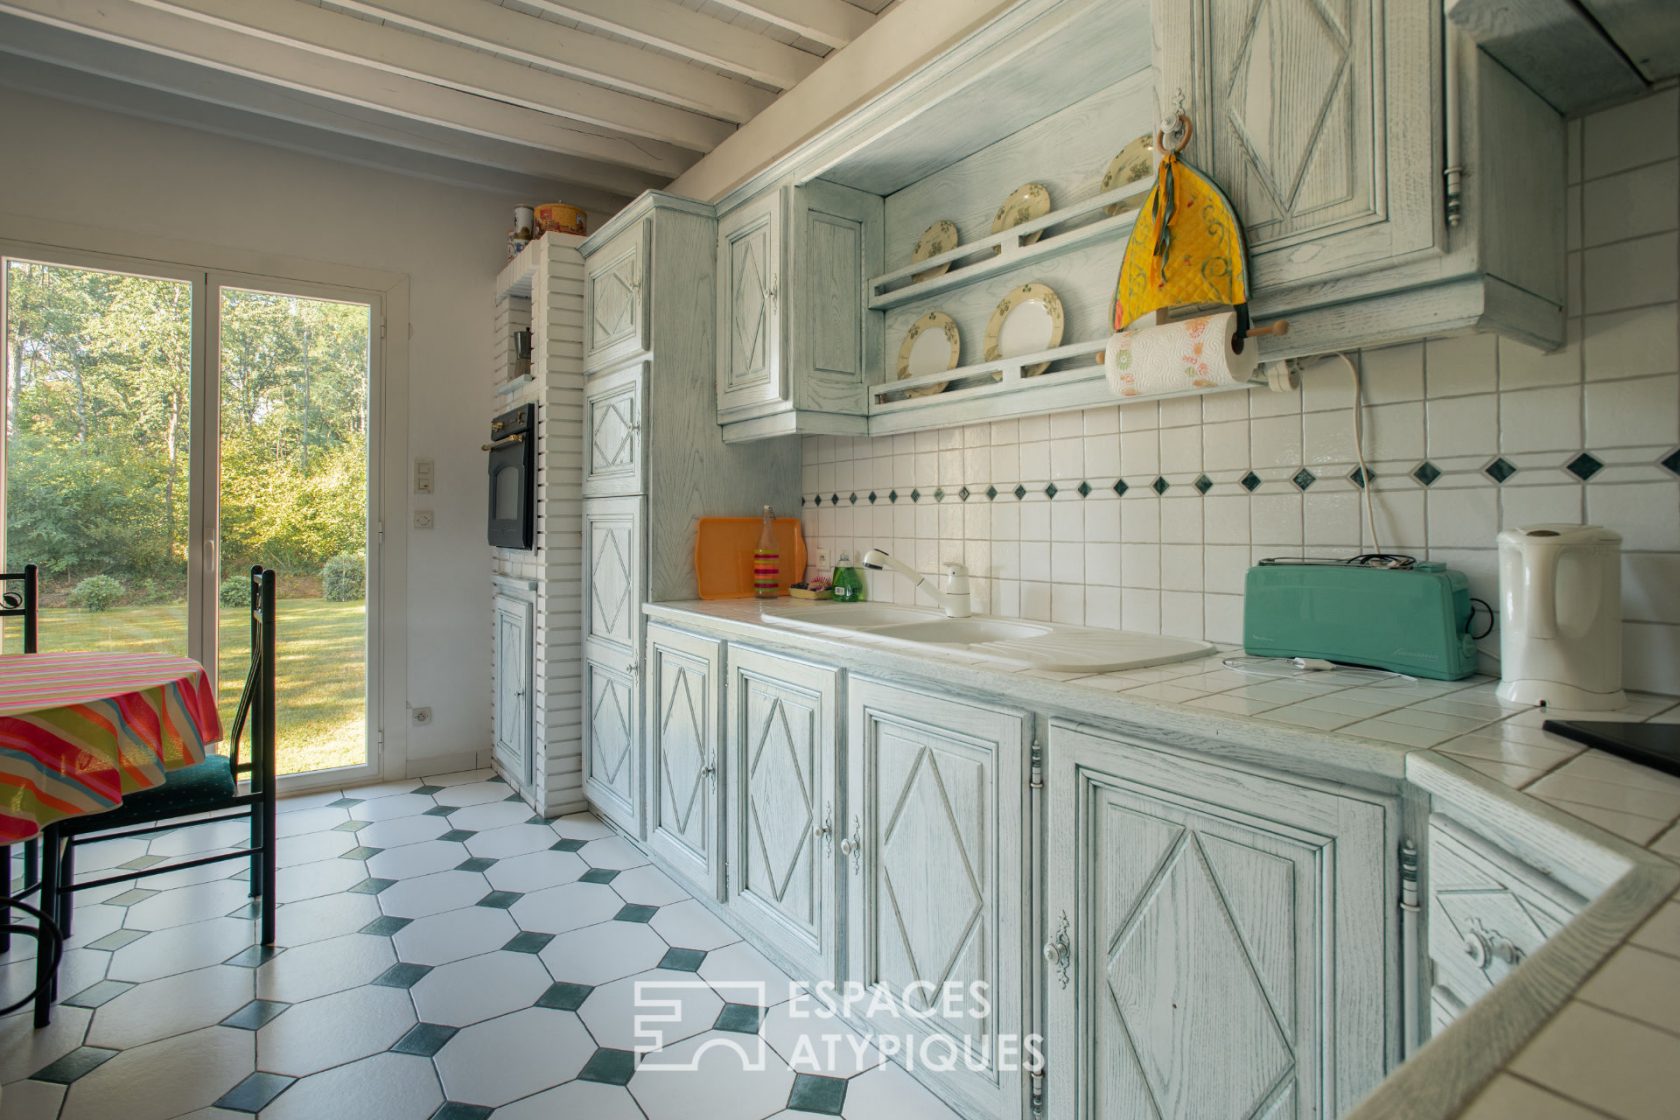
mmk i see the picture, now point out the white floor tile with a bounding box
[841,1060,960,1119]
[149,820,253,858]
[274,829,357,869]
[698,943,798,1007]
[489,1079,643,1120]
[537,921,668,985]
[276,790,349,814]
[272,807,349,837]
[86,964,254,1050]
[342,778,424,801]
[377,870,490,919]
[3,947,108,1009]
[348,794,437,822]
[446,802,531,833]
[507,882,623,934]
[0,1004,91,1084]
[761,1001,886,1078]
[256,984,417,1077]
[434,1007,594,1107]
[424,769,493,787]
[122,879,252,931]
[354,815,452,850]
[70,837,151,874]
[464,825,556,860]
[629,1029,796,1120]
[0,1077,64,1120]
[366,840,471,881]
[579,968,723,1051]
[259,1051,441,1120]
[409,950,552,1027]
[432,781,511,808]
[108,916,260,983]
[607,865,689,907]
[273,857,369,905]
[255,933,394,1003]
[651,901,742,952]
[270,891,383,948]
[549,814,616,842]
[393,906,518,966]
[483,850,587,894]
[579,836,651,871]
[62,1025,252,1120]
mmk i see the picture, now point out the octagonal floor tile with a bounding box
[366,840,470,881]
[446,801,530,833]
[537,920,668,986]
[349,794,437,822]
[148,819,252,858]
[276,790,349,814]
[434,1006,594,1107]
[549,814,616,842]
[483,849,587,894]
[0,1004,91,1084]
[108,916,259,983]
[274,856,370,905]
[579,968,723,1052]
[629,1029,795,1120]
[607,864,689,907]
[0,1078,65,1120]
[270,891,383,948]
[255,933,394,1003]
[508,881,623,934]
[354,814,451,850]
[840,1060,961,1119]
[343,777,424,800]
[760,1001,884,1078]
[272,807,350,837]
[464,825,555,860]
[378,870,490,919]
[410,950,552,1027]
[274,829,357,869]
[577,836,650,871]
[87,965,253,1050]
[256,984,416,1077]
[61,1025,252,1120]
[650,900,741,952]
[122,879,252,932]
[424,768,493,787]
[432,780,509,808]
[489,1079,644,1120]
[393,906,518,967]
[259,1052,441,1120]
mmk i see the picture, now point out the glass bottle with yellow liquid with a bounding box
[752,505,779,599]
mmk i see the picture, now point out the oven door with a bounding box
[487,434,533,550]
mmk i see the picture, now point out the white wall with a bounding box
[0,86,541,775]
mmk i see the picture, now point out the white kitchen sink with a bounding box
[759,602,1211,673]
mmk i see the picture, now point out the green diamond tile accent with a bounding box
[849,493,858,505]
[222,999,290,1031]
[1412,461,1441,486]
[341,846,383,861]
[1044,482,1058,498]
[536,982,593,1011]
[215,1071,295,1113]
[1013,484,1027,499]
[525,816,548,825]
[1485,457,1518,483]
[888,490,898,503]
[933,488,945,502]
[1240,472,1261,492]
[1077,481,1092,497]
[958,486,971,501]
[360,915,412,936]
[391,1022,458,1058]
[456,857,496,873]
[1348,466,1373,489]
[63,980,133,1009]
[327,797,362,808]
[32,1047,118,1084]
[106,888,157,907]
[658,947,706,972]
[614,903,658,923]
[489,775,507,784]
[803,496,810,507]
[550,838,586,853]
[1292,468,1316,491]
[579,868,619,884]
[1193,475,1213,494]
[412,784,445,796]
[438,829,476,842]
[1151,477,1168,495]
[1566,452,1603,480]
[985,485,998,500]
[578,1048,637,1086]
[372,962,433,989]
[223,945,282,968]
[477,890,522,909]
[349,877,396,895]
[117,854,167,871]
[503,931,554,954]
[423,806,455,818]
[1113,479,1128,496]
[830,494,840,507]
[502,793,526,803]
[431,1103,493,1120]
[910,488,921,502]
[86,929,147,952]
[715,1003,764,1034]
[1663,447,1680,477]
[788,1073,848,1115]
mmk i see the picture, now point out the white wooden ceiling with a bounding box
[0,0,893,209]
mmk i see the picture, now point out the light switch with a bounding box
[414,458,434,494]
[414,510,434,530]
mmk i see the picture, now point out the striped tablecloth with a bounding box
[0,652,224,843]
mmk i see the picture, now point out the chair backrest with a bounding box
[0,564,39,654]
[227,567,277,791]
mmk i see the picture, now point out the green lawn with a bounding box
[7,598,368,776]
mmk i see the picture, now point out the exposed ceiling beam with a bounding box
[334,0,775,125]
[707,0,875,51]
[0,0,696,177]
[519,0,821,90]
[131,0,732,151]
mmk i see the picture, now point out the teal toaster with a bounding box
[1243,561,1478,680]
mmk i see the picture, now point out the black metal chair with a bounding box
[1,564,43,955]
[41,566,280,955]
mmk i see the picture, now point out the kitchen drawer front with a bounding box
[1428,815,1583,1016]
[585,219,650,370]
[583,361,647,498]
[582,496,646,661]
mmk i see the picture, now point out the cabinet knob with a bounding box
[700,751,717,781]
[1463,923,1523,972]
[838,817,862,873]
[815,803,833,851]
[1045,911,1072,989]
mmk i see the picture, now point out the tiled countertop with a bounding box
[646,599,1680,1120]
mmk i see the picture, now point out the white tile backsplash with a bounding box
[800,90,1680,696]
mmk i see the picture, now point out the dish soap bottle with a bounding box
[752,506,780,599]
[831,553,866,603]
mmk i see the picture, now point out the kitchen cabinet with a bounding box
[1044,720,1392,1120]
[583,655,639,834]
[583,360,645,499]
[582,495,645,835]
[584,217,649,369]
[491,584,534,788]
[845,678,1032,1120]
[724,646,841,981]
[645,625,724,899]
[716,181,882,441]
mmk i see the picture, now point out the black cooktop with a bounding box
[1543,720,1680,780]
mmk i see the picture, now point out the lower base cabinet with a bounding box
[645,625,723,898]
[724,646,841,982]
[1044,721,1391,1120]
[845,678,1032,1120]
[583,653,641,837]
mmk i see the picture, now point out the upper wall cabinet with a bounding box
[717,182,882,443]
[585,218,650,369]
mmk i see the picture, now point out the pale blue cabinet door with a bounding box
[583,654,640,838]
[1045,721,1391,1120]
[645,625,723,899]
[716,191,784,419]
[491,592,532,784]
[585,219,650,370]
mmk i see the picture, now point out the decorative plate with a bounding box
[910,220,960,283]
[896,311,961,397]
[991,183,1051,246]
[1101,134,1156,216]
[983,282,1064,377]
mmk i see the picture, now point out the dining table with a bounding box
[0,650,224,1024]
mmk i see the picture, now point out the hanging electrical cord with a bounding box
[1335,351,1383,557]
[1221,655,1418,685]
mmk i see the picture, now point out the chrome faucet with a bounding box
[860,549,972,618]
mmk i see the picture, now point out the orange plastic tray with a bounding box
[695,517,806,600]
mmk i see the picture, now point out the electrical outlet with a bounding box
[815,548,831,571]
[412,707,432,725]
[413,509,434,530]
[414,458,434,494]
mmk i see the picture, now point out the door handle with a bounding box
[483,433,525,451]
[837,816,862,873]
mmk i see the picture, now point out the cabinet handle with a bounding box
[700,750,717,782]
[766,283,778,306]
[626,659,640,682]
[1044,911,1072,990]
[838,816,862,873]
[815,803,833,851]
[1463,921,1523,972]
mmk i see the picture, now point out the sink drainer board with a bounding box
[760,602,1210,673]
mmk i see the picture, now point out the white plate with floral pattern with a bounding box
[983,282,1063,377]
[896,310,961,397]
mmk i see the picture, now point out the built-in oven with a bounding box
[486,403,535,550]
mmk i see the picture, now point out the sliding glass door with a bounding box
[1,249,380,783]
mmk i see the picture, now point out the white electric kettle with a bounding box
[1496,525,1625,710]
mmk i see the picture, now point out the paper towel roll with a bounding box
[1103,311,1258,399]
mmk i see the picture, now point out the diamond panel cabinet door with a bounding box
[584,219,649,369]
